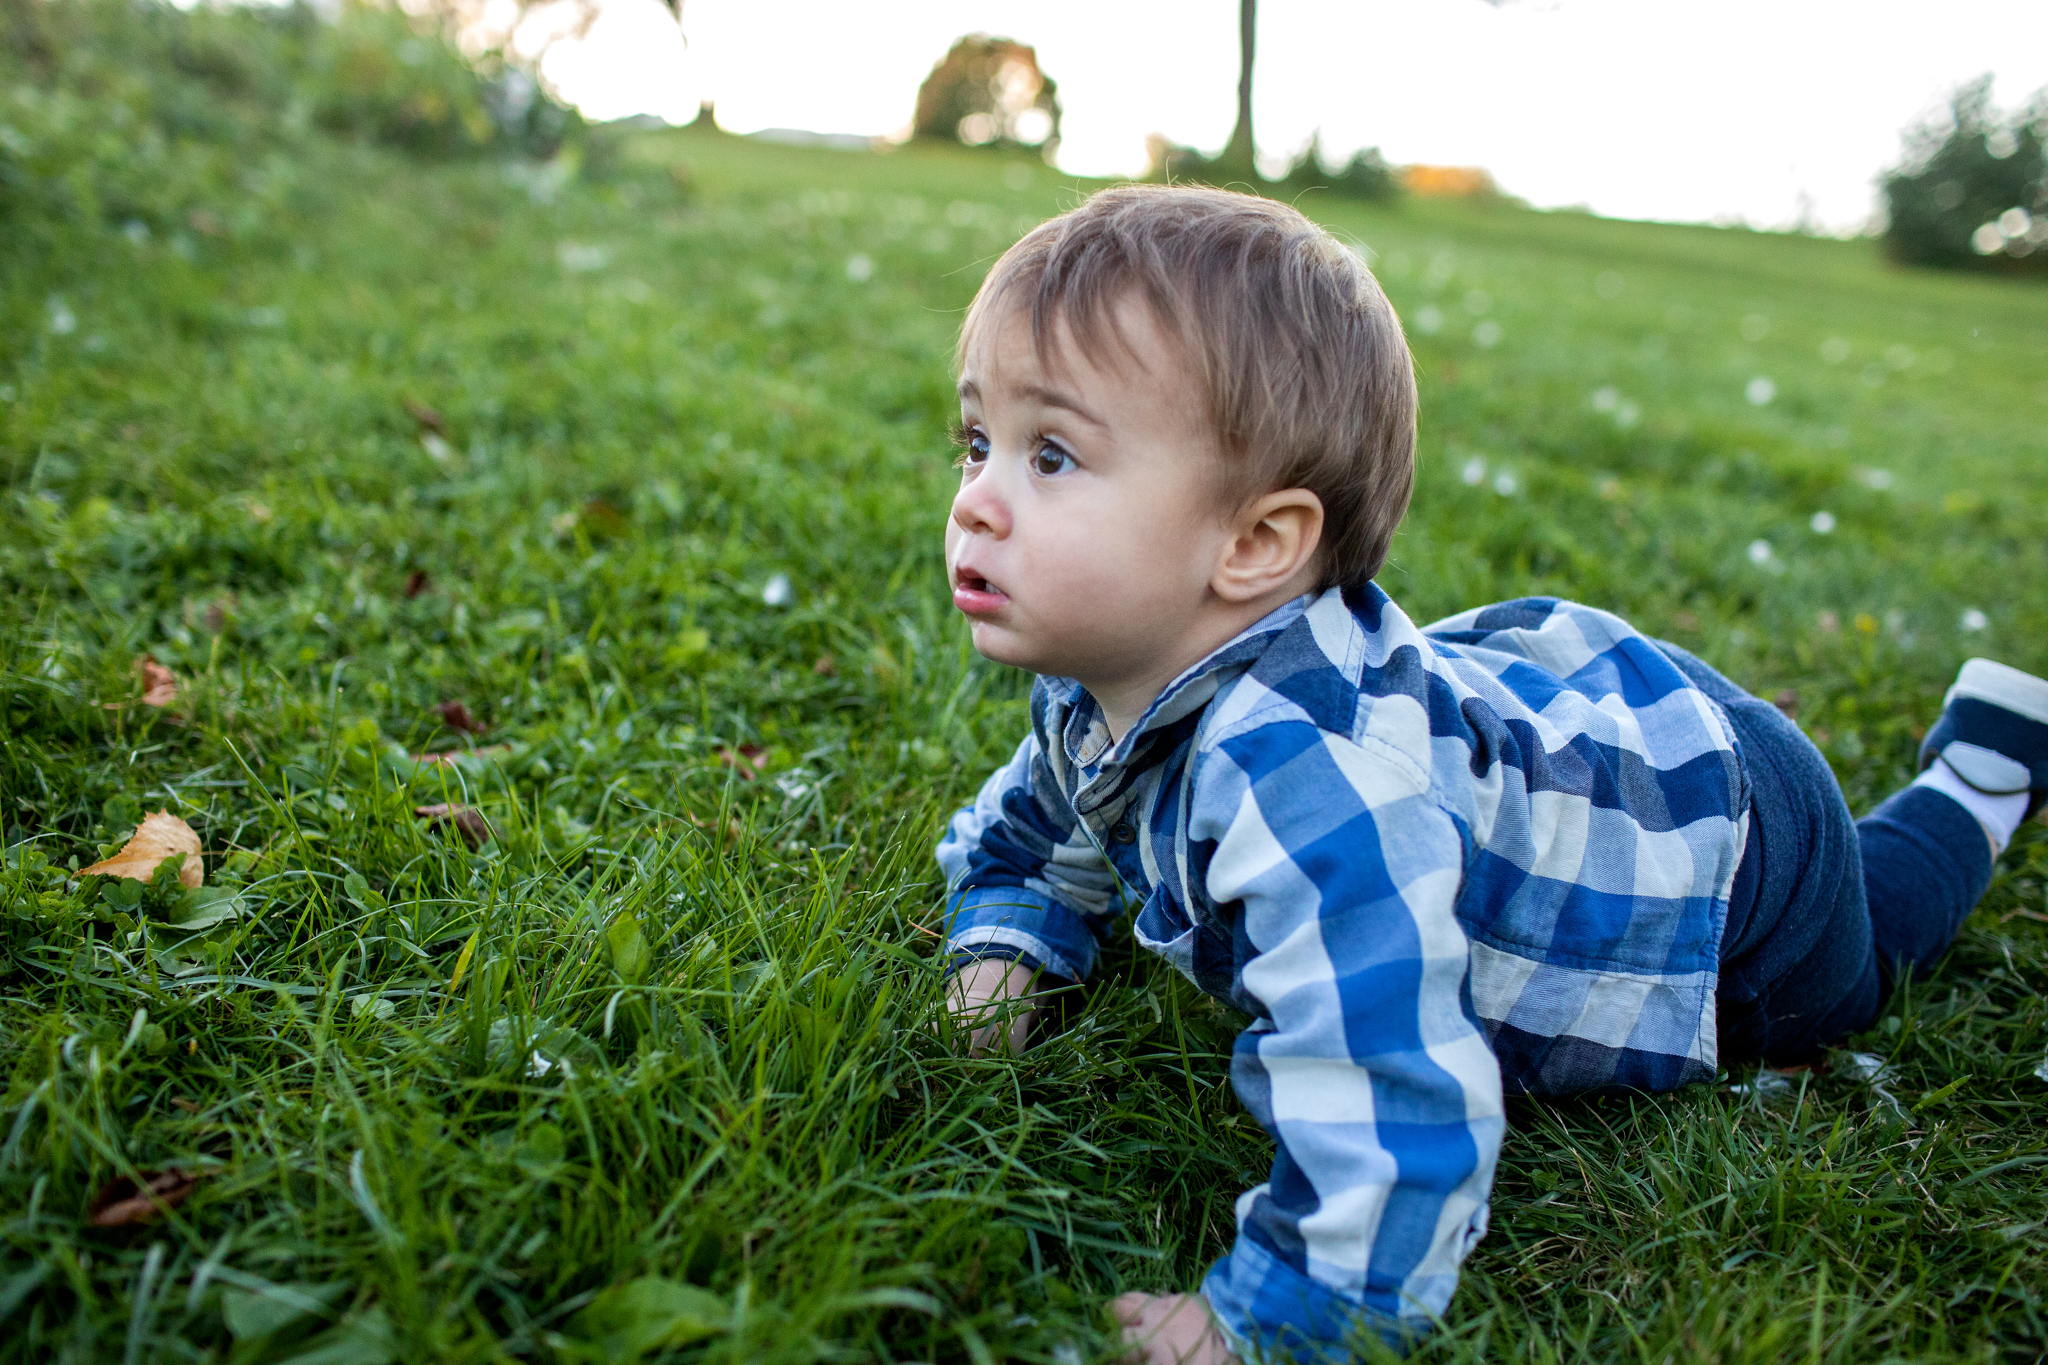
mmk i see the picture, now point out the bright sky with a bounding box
[539,0,2048,232]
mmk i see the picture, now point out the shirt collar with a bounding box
[1046,592,1319,770]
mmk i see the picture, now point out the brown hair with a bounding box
[959,183,1417,587]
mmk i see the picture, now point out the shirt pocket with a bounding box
[1132,885,1199,980]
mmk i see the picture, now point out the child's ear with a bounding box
[1212,488,1324,603]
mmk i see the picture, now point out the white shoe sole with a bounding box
[1946,657,2048,725]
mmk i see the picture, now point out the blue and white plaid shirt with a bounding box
[936,585,1750,1358]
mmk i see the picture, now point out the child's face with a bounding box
[947,299,1240,701]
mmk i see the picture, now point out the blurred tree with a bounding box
[1216,0,1257,180]
[1883,76,2047,273]
[912,35,1060,157]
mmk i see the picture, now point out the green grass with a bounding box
[5,114,2048,1365]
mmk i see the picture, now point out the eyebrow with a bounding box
[955,378,1106,429]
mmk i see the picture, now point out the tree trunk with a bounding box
[1221,0,1257,179]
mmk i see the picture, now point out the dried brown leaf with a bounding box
[416,803,492,846]
[436,700,487,735]
[136,655,180,707]
[812,654,836,676]
[81,811,204,889]
[403,569,431,599]
[579,498,627,539]
[685,812,744,842]
[89,1169,205,1227]
[403,397,446,434]
[717,744,766,778]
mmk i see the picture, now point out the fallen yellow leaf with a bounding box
[412,744,512,767]
[82,811,204,889]
[446,929,480,993]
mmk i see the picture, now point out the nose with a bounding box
[950,463,1009,539]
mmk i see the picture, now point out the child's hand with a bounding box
[1111,1292,1237,1365]
[947,958,1039,1056]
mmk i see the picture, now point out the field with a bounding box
[6,89,2048,1364]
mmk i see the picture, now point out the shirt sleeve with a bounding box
[934,731,1122,983]
[1187,719,1505,1359]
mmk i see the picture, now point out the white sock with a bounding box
[1912,757,2029,855]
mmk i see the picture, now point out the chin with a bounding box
[969,620,1056,675]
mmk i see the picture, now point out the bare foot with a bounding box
[1111,1292,1237,1365]
[946,958,1040,1056]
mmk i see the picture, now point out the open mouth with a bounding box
[951,569,1009,616]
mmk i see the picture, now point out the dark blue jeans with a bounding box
[1655,645,1995,1065]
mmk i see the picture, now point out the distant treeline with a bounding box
[1884,77,2046,274]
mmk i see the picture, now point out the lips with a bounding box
[951,565,1009,616]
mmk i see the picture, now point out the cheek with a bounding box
[1120,515,1223,594]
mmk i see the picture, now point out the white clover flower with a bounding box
[1460,456,1487,486]
[762,573,792,607]
[1744,376,1776,406]
[1959,608,1989,633]
[1810,510,1836,534]
[1492,471,1518,496]
[1747,539,1773,566]
[557,242,609,272]
[844,253,874,283]
[1472,320,1503,349]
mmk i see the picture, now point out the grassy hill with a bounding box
[4,26,2048,1361]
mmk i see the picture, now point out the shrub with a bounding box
[1285,134,1398,204]
[1143,131,1400,205]
[0,0,580,254]
[1882,75,2047,272]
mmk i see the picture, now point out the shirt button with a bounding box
[1110,821,1137,844]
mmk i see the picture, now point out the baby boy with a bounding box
[934,184,2048,1362]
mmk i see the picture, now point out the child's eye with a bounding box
[1029,440,1074,477]
[949,422,990,468]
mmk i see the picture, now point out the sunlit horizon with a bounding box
[530,0,2048,235]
